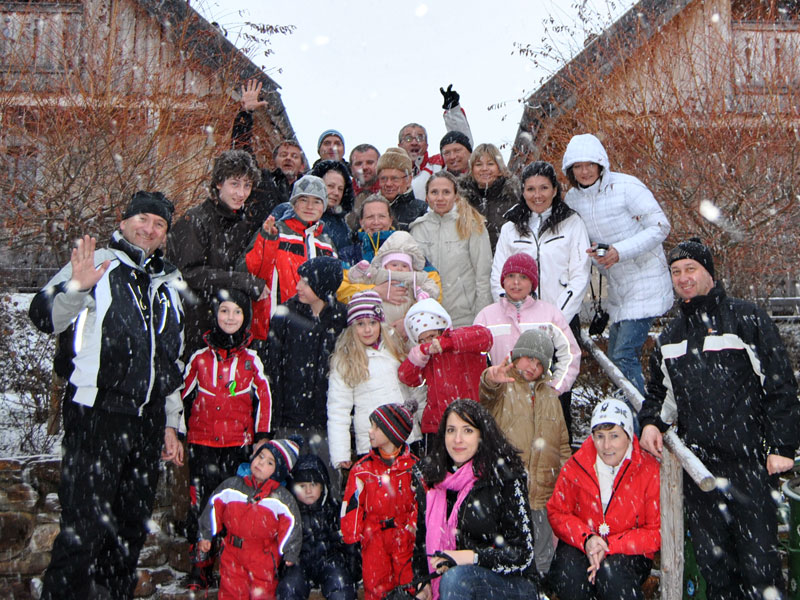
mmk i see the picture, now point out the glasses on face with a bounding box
[379,175,406,184]
[401,135,426,143]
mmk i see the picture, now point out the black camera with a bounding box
[595,243,609,257]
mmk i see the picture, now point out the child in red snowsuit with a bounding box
[398,298,492,452]
[198,438,302,600]
[182,288,272,589]
[341,402,418,600]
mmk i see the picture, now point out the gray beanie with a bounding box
[510,329,553,372]
[290,174,328,210]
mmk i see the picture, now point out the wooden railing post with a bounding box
[660,448,684,599]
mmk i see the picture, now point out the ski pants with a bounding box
[277,561,356,600]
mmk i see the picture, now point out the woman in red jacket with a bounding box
[546,398,660,599]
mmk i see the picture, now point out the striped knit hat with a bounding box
[347,291,385,326]
[252,437,301,483]
[370,400,417,448]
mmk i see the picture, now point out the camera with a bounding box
[595,243,609,257]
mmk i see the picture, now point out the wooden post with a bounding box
[660,448,684,599]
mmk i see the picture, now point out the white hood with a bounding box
[561,133,611,173]
[403,298,453,345]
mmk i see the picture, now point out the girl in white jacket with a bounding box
[327,291,421,469]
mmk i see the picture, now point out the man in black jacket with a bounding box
[30,191,185,599]
[640,238,800,600]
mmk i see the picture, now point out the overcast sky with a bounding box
[197,1,633,163]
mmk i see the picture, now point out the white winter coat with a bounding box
[491,211,590,323]
[327,341,422,466]
[410,205,493,328]
[562,134,673,323]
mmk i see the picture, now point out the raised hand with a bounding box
[440,84,460,109]
[68,235,110,292]
[262,215,278,236]
[485,355,516,384]
[241,79,268,112]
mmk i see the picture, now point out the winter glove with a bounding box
[408,344,431,368]
[440,84,460,110]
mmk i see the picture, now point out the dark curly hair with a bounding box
[506,161,575,238]
[420,399,524,487]
[310,160,355,214]
[209,149,261,200]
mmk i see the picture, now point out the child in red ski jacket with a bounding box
[198,438,302,600]
[181,289,272,590]
[341,402,418,600]
[398,298,492,452]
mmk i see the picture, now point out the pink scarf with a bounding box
[424,461,477,599]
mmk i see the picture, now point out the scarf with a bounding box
[595,443,632,511]
[425,461,478,599]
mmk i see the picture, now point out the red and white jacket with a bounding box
[547,436,661,559]
[241,216,337,340]
[183,332,271,447]
[398,325,493,434]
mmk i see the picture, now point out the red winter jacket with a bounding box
[341,446,418,545]
[398,325,492,433]
[241,216,337,340]
[183,333,271,447]
[547,436,661,559]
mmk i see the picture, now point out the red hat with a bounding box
[501,253,539,291]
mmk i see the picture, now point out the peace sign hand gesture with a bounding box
[485,355,516,384]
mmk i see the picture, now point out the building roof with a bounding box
[509,0,694,170]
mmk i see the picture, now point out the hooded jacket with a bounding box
[562,134,673,322]
[547,436,661,559]
[167,197,264,356]
[480,371,570,510]
[30,232,184,424]
[491,208,590,324]
[409,204,493,328]
[457,174,520,250]
[640,282,800,461]
[473,295,580,394]
[398,300,493,433]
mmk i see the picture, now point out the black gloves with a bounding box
[440,84,460,110]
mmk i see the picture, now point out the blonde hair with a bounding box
[331,322,407,388]
[468,143,511,178]
[426,171,485,240]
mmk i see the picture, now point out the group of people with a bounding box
[28,80,800,600]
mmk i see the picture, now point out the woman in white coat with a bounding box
[561,133,672,396]
[410,171,493,327]
[491,160,591,327]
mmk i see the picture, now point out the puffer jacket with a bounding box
[409,204,493,327]
[182,331,271,447]
[480,371,570,509]
[562,134,672,323]
[457,174,520,250]
[383,189,428,231]
[641,282,800,460]
[491,210,590,324]
[547,436,661,558]
[473,295,580,394]
[327,340,421,466]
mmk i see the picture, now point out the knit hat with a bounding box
[317,129,345,154]
[591,398,634,441]
[668,237,715,279]
[510,328,553,372]
[376,147,413,176]
[347,290,385,325]
[252,437,301,483]
[370,400,417,448]
[122,191,174,230]
[297,256,343,303]
[381,252,413,270]
[290,174,328,210]
[501,253,539,292]
[439,130,473,154]
[404,298,452,345]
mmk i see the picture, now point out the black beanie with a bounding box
[297,256,343,303]
[439,131,472,154]
[668,237,715,278]
[122,191,174,230]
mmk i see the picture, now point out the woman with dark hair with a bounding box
[491,160,590,327]
[412,399,538,600]
[457,143,519,250]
